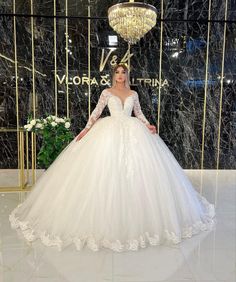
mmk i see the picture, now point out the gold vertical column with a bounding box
[30,0,36,184]
[88,2,91,115]
[216,0,228,170]
[26,131,29,185]
[65,0,69,117]
[201,0,212,169]
[157,0,164,134]
[19,131,25,188]
[13,0,20,187]
[128,42,131,80]
[30,0,36,119]
[31,132,36,184]
[54,0,58,116]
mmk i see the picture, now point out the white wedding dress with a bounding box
[9,89,216,252]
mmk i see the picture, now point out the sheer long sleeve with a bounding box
[133,91,150,126]
[85,90,108,129]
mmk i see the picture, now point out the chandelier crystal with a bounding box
[108,0,157,45]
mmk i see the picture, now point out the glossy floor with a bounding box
[0,170,235,282]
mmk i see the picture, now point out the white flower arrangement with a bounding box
[30,120,36,126]
[23,114,74,168]
[65,122,71,129]
[24,115,71,132]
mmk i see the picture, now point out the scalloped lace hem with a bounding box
[9,203,216,252]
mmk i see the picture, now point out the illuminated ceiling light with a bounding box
[108,0,157,45]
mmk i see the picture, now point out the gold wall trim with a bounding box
[19,131,25,187]
[157,0,164,135]
[26,132,29,184]
[88,3,91,116]
[201,0,212,170]
[30,0,36,182]
[31,132,36,184]
[30,0,36,119]
[54,0,58,116]
[216,0,228,170]
[128,42,131,79]
[13,0,20,188]
[65,0,69,117]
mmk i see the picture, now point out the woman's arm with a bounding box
[84,89,108,129]
[133,91,157,134]
[133,91,150,126]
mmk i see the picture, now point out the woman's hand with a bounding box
[147,124,157,134]
[76,128,89,142]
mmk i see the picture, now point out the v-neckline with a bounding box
[106,90,134,109]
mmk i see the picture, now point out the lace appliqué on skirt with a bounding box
[9,202,216,253]
[118,117,138,180]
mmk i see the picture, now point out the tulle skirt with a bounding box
[9,115,216,252]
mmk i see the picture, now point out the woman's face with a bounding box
[114,66,126,84]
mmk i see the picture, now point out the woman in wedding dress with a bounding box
[9,64,216,252]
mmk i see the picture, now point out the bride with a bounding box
[9,63,216,252]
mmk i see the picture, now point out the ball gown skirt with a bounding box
[9,90,216,252]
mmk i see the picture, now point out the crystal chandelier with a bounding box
[108,0,157,45]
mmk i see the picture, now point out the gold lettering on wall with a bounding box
[56,74,169,88]
[55,48,168,89]
[99,48,134,72]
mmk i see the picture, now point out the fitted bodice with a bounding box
[84,89,150,129]
[106,92,134,117]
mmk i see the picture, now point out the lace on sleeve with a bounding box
[133,91,150,126]
[85,90,108,129]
